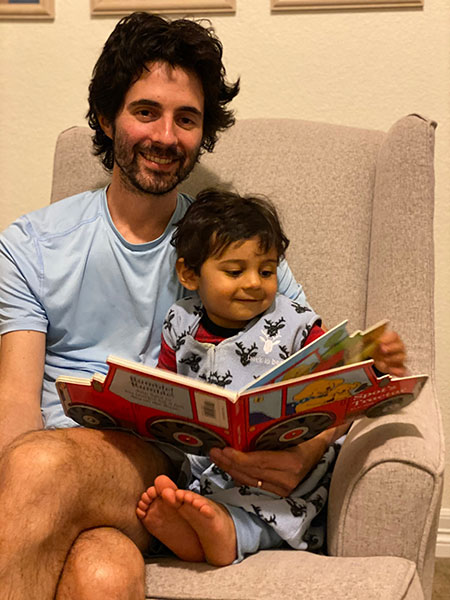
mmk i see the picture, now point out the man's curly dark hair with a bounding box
[86,12,240,170]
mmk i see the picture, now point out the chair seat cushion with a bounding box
[145,551,424,600]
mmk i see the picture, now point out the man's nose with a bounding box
[151,116,178,147]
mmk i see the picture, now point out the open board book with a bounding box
[57,320,427,455]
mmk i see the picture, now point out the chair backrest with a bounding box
[51,115,436,373]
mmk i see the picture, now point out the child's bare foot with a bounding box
[136,475,204,562]
[173,489,237,566]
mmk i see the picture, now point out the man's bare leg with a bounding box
[0,428,174,600]
[137,475,204,562]
[138,475,237,566]
[56,528,145,600]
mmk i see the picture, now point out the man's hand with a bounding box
[209,426,347,497]
[372,330,408,377]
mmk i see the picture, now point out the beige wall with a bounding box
[1,0,449,508]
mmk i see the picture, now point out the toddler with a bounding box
[137,189,406,566]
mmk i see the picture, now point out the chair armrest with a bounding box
[366,114,436,376]
[327,382,444,599]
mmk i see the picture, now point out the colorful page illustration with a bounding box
[243,321,349,391]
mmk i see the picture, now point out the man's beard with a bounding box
[112,130,201,196]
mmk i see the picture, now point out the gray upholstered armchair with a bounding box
[51,114,443,600]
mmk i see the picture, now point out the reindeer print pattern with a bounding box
[184,433,344,559]
[179,353,202,373]
[301,323,313,345]
[160,293,339,561]
[211,464,231,482]
[173,330,189,352]
[263,316,286,337]
[251,504,277,525]
[160,294,320,390]
[163,309,175,333]
[286,497,307,518]
[279,345,290,361]
[199,370,233,387]
[291,301,312,314]
[200,478,213,495]
[193,304,203,317]
[235,341,258,366]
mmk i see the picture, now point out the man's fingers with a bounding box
[210,446,300,473]
[209,446,305,497]
[220,466,299,497]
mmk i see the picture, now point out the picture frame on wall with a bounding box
[91,1,236,16]
[0,0,54,19]
[271,0,423,9]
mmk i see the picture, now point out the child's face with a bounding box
[193,237,278,328]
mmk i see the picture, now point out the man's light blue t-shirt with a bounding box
[0,187,308,429]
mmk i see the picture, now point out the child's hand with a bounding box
[372,330,408,378]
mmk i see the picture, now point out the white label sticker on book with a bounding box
[109,370,193,419]
[194,392,229,429]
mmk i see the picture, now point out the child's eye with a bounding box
[225,270,242,278]
[260,269,275,278]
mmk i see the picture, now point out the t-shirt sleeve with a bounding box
[277,259,310,308]
[0,217,48,335]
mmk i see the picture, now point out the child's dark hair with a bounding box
[172,189,290,273]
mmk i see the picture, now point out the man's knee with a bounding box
[88,543,145,595]
[0,429,78,493]
[57,528,145,600]
[2,428,173,485]
[78,551,145,598]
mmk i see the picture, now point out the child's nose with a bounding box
[243,271,262,288]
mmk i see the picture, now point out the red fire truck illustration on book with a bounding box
[56,320,427,455]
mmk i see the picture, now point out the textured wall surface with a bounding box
[0,0,449,506]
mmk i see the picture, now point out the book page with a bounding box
[109,369,194,419]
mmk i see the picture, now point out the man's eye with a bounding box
[136,109,156,120]
[177,115,199,129]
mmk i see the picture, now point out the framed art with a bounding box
[271,0,423,10]
[0,0,54,19]
[91,1,236,16]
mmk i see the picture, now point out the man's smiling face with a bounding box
[104,61,204,196]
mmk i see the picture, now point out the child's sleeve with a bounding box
[157,334,177,372]
[157,298,199,372]
[303,323,326,347]
[157,306,179,372]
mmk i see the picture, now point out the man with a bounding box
[0,11,408,599]
[0,12,333,600]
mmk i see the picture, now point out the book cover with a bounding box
[56,320,427,455]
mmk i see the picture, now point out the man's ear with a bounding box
[98,114,113,139]
[176,258,200,291]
